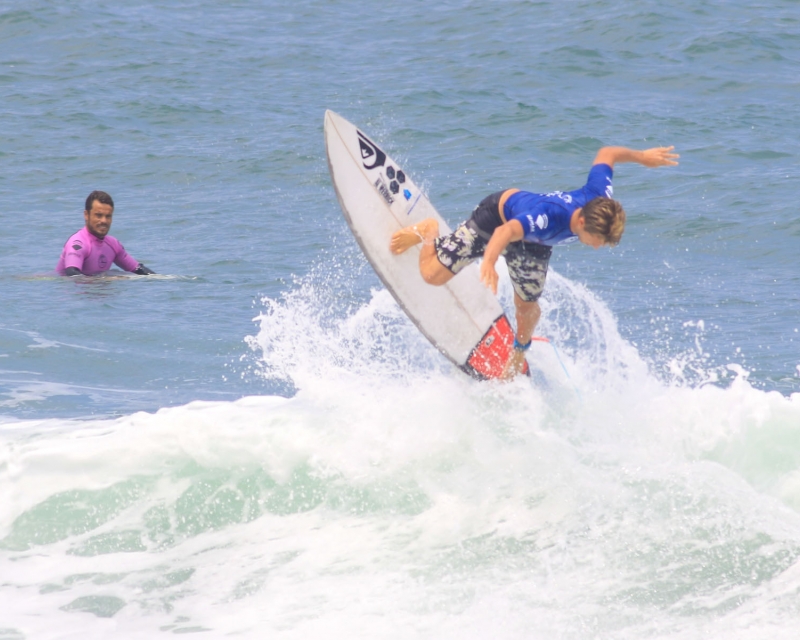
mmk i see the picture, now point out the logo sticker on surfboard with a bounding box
[374,176,394,204]
[357,131,386,170]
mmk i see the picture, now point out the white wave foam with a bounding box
[2,267,800,638]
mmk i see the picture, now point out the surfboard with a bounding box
[324,110,528,379]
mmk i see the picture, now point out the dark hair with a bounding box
[85,190,114,212]
[582,197,626,246]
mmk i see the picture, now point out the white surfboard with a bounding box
[324,110,527,379]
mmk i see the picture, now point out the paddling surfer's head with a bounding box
[576,197,626,248]
[84,190,115,239]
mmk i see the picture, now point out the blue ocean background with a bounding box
[1,1,799,637]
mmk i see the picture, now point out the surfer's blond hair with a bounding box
[582,197,626,246]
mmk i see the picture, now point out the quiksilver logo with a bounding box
[357,131,386,170]
[535,214,549,229]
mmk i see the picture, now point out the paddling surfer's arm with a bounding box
[132,263,155,275]
[62,264,155,277]
[592,145,679,168]
[479,219,524,295]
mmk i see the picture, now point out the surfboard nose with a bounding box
[324,109,338,129]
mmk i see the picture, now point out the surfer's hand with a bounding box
[640,146,679,167]
[480,259,499,294]
[482,221,522,295]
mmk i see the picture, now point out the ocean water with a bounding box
[1,0,799,637]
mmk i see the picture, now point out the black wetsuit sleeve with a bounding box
[63,267,83,277]
[133,263,156,275]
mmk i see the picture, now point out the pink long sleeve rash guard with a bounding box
[56,227,139,275]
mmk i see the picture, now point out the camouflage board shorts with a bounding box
[433,192,553,302]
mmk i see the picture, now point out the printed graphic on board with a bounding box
[358,131,386,170]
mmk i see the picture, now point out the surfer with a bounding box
[390,145,679,378]
[56,191,156,277]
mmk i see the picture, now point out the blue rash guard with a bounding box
[503,163,614,246]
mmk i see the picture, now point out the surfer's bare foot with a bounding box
[390,218,439,255]
[501,349,527,381]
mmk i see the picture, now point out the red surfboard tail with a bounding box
[462,315,531,380]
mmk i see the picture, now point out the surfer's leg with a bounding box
[502,241,551,379]
[419,242,455,285]
[512,294,542,344]
[390,218,439,255]
[502,295,541,379]
[504,241,551,322]
[420,220,487,286]
[391,218,453,284]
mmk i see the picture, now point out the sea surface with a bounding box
[1,1,799,638]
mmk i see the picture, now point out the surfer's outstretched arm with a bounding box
[592,146,679,168]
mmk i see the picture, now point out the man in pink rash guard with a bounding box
[56,190,155,276]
